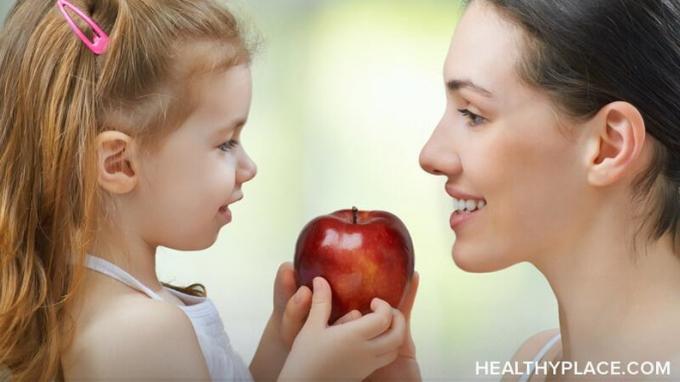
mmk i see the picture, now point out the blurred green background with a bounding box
[1,1,557,380]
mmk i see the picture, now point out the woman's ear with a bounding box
[95,131,138,194]
[585,101,646,187]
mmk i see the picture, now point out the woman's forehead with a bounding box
[444,0,526,99]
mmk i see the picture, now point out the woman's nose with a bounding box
[419,123,461,176]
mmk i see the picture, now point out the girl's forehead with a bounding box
[192,65,252,113]
[179,65,252,133]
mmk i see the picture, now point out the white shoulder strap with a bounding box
[518,332,561,382]
[85,254,164,301]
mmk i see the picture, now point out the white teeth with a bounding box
[465,200,476,211]
[452,197,486,213]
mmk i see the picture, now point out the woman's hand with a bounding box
[278,277,407,381]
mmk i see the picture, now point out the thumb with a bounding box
[399,271,419,323]
[281,285,312,347]
[396,271,419,358]
[307,277,333,327]
[272,262,297,315]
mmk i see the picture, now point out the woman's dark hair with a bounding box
[473,0,680,253]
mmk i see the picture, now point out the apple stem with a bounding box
[352,206,358,224]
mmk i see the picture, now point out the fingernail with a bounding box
[313,277,321,291]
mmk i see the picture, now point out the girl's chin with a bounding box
[163,232,219,251]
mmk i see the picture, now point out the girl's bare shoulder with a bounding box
[62,273,210,380]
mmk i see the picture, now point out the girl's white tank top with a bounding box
[85,255,253,381]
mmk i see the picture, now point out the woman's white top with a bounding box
[518,332,562,382]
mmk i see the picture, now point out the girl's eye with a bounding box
[219,139,239,152]
[457,108,486,127]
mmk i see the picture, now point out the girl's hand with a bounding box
[273,264,365,345]
[273,262,312,347]
[278,277,407,381]
[365,272,421,381]
[250,262,312,382]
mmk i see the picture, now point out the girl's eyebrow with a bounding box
[214,118,247,136]
[446,79,494,98]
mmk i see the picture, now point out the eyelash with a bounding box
[457,108,486,127]
[219,139,239,152]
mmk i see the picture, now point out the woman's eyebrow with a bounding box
[446,79,494,98]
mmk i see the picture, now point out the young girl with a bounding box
[0,0,410,380]
[413,0,680,380]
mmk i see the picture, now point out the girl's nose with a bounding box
[237,149,257,184]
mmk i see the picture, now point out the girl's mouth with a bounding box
[218,205,232,223]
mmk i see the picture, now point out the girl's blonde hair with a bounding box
[0,0,252,380]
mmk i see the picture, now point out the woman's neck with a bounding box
[535,216,680,368]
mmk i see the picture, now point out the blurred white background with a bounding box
[1,1,558,380]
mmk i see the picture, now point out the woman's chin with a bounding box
[451,244,511,273]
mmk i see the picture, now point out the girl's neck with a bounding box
[88,226,163,293]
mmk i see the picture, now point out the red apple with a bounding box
[294,207,415,323]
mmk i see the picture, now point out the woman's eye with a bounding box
[457,108,486,127]
[219,139,239,152]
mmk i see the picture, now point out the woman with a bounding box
[374,0,680,380]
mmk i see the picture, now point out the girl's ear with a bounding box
[585,101,647,187]
[95,131,138,194]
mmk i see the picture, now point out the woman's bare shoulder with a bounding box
[62,284,210,380]
[500,328,561,382]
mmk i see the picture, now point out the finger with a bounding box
[343,298,392,339]
[398,271,419,323]
[368,309,406,354]
[281,285,312,347]
[273,262,297,314]
[307,277,333,327]
[333,309,362,326]
[374,349,399,369]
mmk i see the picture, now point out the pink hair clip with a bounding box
[56,0,109,55]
